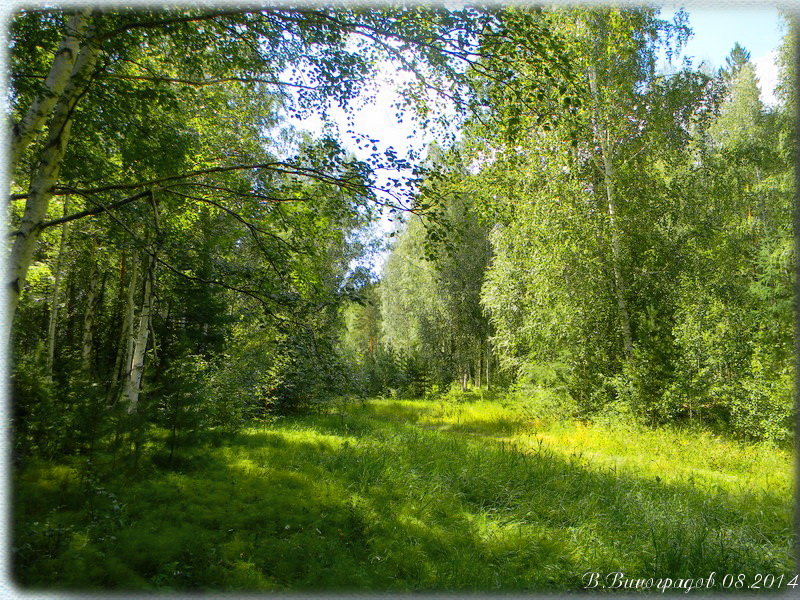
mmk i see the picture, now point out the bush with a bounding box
[260,331,351,415]
[12,352,110,460]
[506,362,578,425]
[11,350,58,461]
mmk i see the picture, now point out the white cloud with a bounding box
[753,49,779,107]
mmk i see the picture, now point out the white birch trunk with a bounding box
[80,260,99,372]
[485,339,490,391]
[45,198,71,377]
[108,257,138,402]
[10,9,90,170]
[9,25,100,318]
[588,64,634,360]
[600,141,634,359]
[122,259,140,383]
[124,257,155,414]
[476,343,482,389]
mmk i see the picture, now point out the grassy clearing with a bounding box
[13,397,794,592]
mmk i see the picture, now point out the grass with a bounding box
[13,396,794,592]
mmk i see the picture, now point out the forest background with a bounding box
[5,2,797,591]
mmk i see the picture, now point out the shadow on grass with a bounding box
[13,409,793,592]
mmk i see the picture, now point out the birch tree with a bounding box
[472,7,694,407]
[9,15,100,315]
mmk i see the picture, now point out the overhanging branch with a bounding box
[7,190,153,237]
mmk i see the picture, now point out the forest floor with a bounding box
[13,396,795,592]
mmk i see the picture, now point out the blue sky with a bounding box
[661,5,786,104]
[664,5,786,67]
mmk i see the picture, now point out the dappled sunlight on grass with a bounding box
[14,397,794,591]
[518,420,792,496]
[355,398,792,496]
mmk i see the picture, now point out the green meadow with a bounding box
[14,396,794,592]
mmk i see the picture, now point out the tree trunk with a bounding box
[601,144,634,360]
[109,256,138,403]
[80,259,99,372]
[107,257,139,404]
[485,338,491,391]
[588,63,634,361]
[46,198,71,378]
[9,23,100,319]
[476,343,482,389]
[10,9,90,170]
[124,256,155,414]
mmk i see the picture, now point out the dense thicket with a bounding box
[7,8,478,461]
[359,8,794,443]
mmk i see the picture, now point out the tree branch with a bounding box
[25,190,152,233]
[33,162,367,197]
[96,10,248,41]
[162,188,290,283]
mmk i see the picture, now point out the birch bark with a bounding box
[80,260,99,372]
[124,256,155,414]
[9,20,100,317]
[45,198,71,377]
[485,339,491,390]
[108,256,138,403]
[588,63,634,360]
[10,9,90,170]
